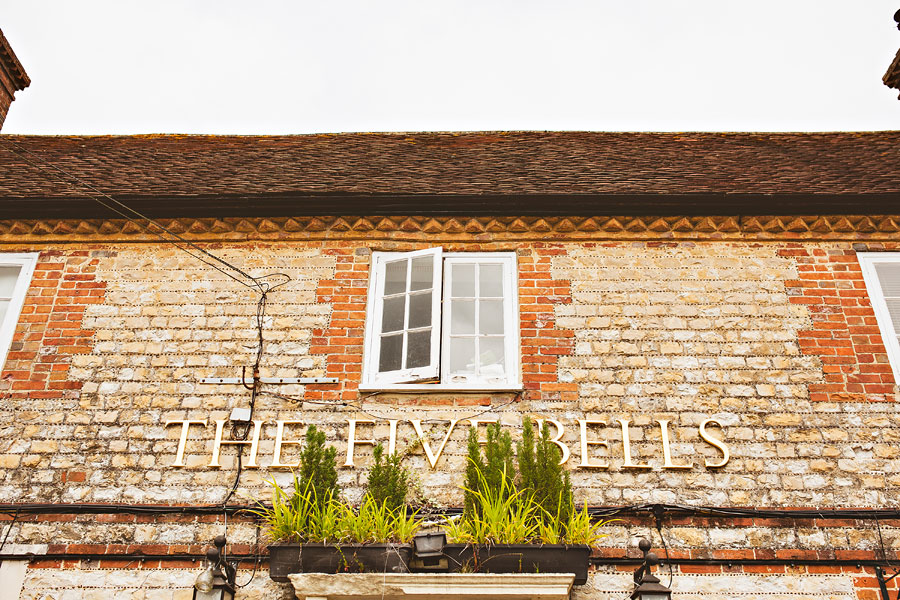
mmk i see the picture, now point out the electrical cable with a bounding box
[0,140,277,293]
[0,141,295,590]
[259,389,523,426]
[652,505,674,589]
[0,509,19,553]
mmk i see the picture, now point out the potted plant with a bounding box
[441,418,608,585]
[255,426,420,581]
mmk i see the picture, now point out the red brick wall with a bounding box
[1,250,108,401]
[782,244,897,402]
[307,243,574,404]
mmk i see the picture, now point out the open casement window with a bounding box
[366,248,444,386]
[362,249,520,390]
[0,253,38,371]
[858,252,900,383]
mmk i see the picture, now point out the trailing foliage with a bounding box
[365,443,409,512]
[518,416,573,528]
[298,424,338,508]
[464,422,515,518]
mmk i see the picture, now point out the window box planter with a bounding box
[269,543,412,582]
[441,544,591,585]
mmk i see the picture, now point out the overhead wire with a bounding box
[0,139,293,587]
[0,139,278,293]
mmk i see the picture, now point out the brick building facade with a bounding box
[1,132,900,599]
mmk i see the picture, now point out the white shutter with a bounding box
[858,253,900,383]
[366,247,443,386]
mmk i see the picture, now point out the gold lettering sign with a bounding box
[344,419,376,467]
[162,415,731,472]
[699,418,730,468]
[578,419,609,468]
[657,419,692,470]
[271,420,304,469]
[409,419,459,469]
[618,419,651,470]
[164,419,207,467]
[209,419,263,468]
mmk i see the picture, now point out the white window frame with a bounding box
[858,252,900,383]
[0,253,38,371]
[361,250,521,392]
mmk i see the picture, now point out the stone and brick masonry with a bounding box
[1,217,899,598]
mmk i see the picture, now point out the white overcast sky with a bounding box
[2,1,899,134]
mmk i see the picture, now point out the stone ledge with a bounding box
[288,573,575,600]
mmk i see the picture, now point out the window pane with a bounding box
[379,334,403,372]
[479,300,504,334]
[448,337,477,375]
[452,264,476,297]
[381,296,406,333]
[407,330,431,368]
[408,292,432,329]
[0,266,21,298]
[451,300,476,334]
[384,260,407,295]
[410,256,433,291]
[886,299,900,334]
[876,263,900,297]
[480,337,506,378]
[480,264,503,297]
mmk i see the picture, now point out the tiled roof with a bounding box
[0,132,898,199]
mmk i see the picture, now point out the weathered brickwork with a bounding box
[3,227,900,598]
[2,239,900,507]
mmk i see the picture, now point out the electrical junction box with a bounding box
[229,407,252,423]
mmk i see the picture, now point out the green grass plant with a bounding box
[444,466,539,545]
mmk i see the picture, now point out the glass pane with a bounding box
[410,256,433,291]
[452,264,476,297]
[408,292,432,329]
[479,300,504,334]
[448,337,477,375]
[886,299,900,334]
[480,337,506,378]
[0,299,9,322]
[0,266,21,297]
[381,296,406,333]
[406,330,431,368]
[379,334,403,372]
[384,260,407,295]
[451,300,476,334]
[876,263,900,296]
[480,264,503,297]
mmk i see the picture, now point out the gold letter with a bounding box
[699,419,730,468]
[344,419,376,467]
[388,420,399,455]
[271,420,304,469]
[410,419,459,469]
[618,419,651,470]
[165,420,207,467]
[657,419,692,470]
[536,418,570,465]
[468,418,500,444]
[578,419,609,468]
[209,420,263,468]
